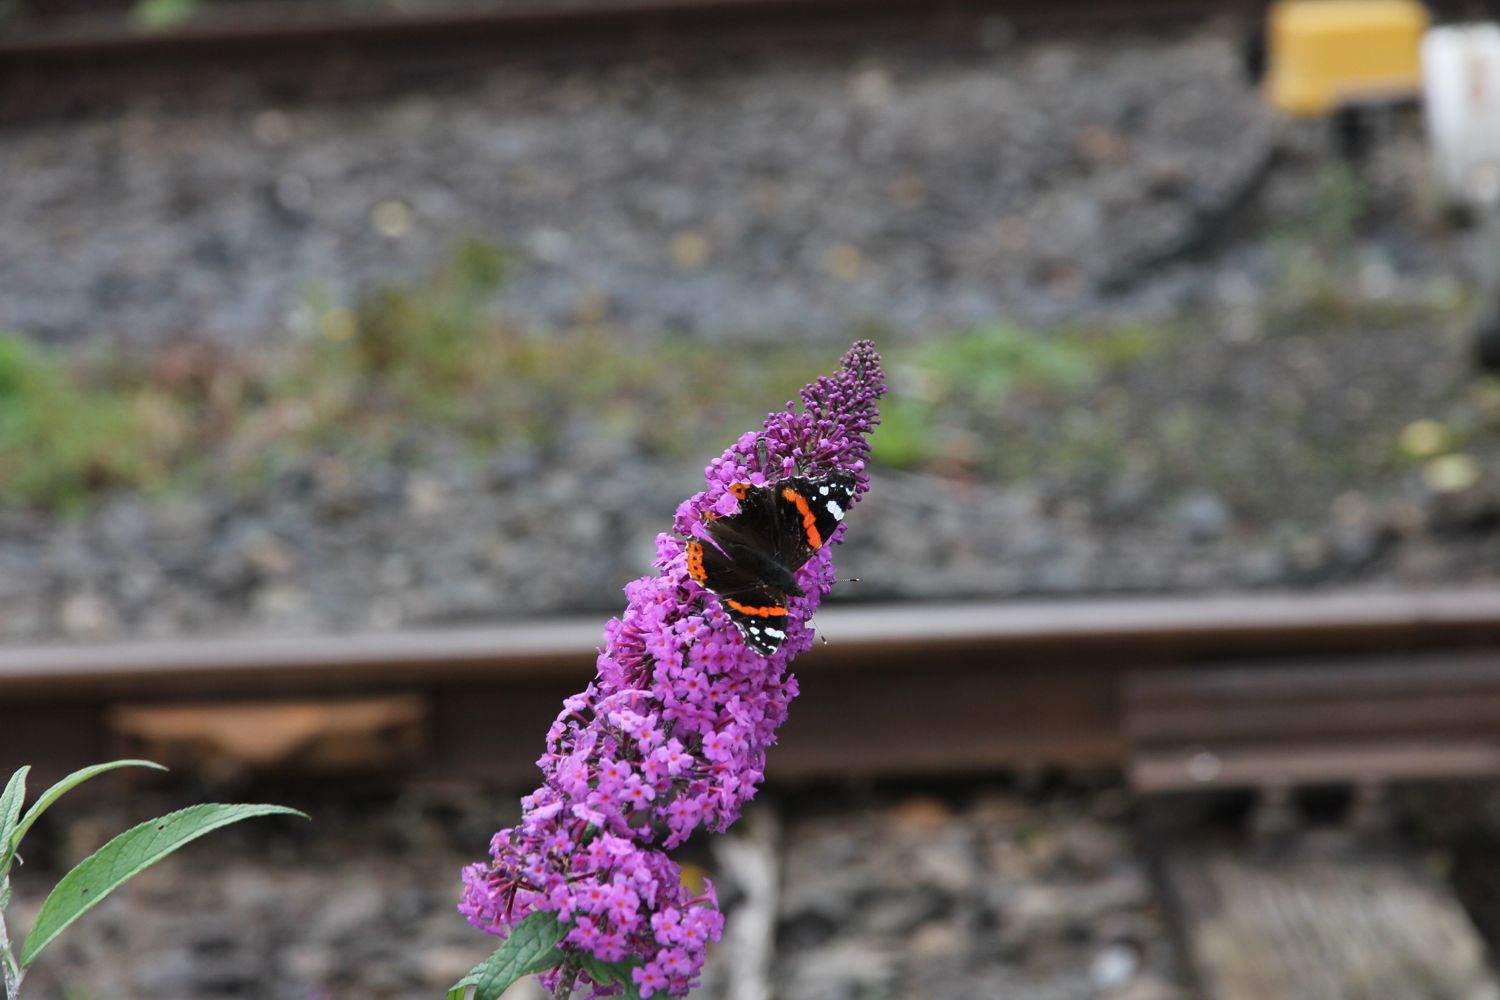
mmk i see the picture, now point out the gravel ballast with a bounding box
[1,26,1498,642]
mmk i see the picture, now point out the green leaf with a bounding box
[0,766,30,879]
[448,910,567,1000]
[20,802,306,968]
[131,0,197,31]
[11,760,167,855]
[579,954,644,1000]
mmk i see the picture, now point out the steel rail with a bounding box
[4,587,1500,694]
[0,0,1244,59]
[5,588,1500,787]
[0,0,1253,118]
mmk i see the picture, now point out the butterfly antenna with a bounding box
[808,618,829,646]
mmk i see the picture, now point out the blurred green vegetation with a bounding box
[5,231,1475,518]
[1265,163,1470,329]
[1,233,1172,511]
[0,241,832,511]
[873,322,1167,475]
[0,335,170,511]
[277,240,826,464]
[131,0,198,31]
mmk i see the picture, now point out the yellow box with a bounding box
[1265,0,1429,116]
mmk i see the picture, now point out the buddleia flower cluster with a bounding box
[460,341,884,998]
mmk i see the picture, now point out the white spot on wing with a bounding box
[819,486,830,495]
[765,627,785,639]
[826,499,845,520]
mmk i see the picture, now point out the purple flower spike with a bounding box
[461,341,884,998]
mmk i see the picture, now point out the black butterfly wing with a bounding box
[687,483,795,655]
[717,592,790,656]
[698,482,788,562]
[685,531,789,656]
[768,470,858,571]
[685,470,859,657]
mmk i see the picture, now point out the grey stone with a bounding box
[1171,491,1230,543]
[57,589,120,638]
[860,891,948,935]
[783,943,898,1000]
[1091,942,1142,992]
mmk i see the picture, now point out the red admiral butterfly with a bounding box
[685,469,858,656]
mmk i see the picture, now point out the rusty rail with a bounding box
[0,0,1256,118]
[5,588,1500,788]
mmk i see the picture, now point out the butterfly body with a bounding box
[685,469,858,656]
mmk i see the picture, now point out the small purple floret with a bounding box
[460,341,885,998]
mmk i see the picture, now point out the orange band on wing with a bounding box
[729,482,751,500]
[686,540,708,584]
[780,488,823,549]
[725,599,788,617]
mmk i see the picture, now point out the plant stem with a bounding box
[551,962,579,1000]
[0,883,22,1000]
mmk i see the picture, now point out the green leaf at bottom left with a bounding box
[449,910,568,1000]
[20,802,306,968]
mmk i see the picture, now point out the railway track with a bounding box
[9,587,1500,1000]
[6,587,1500,791]
[0,0,1256,119]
